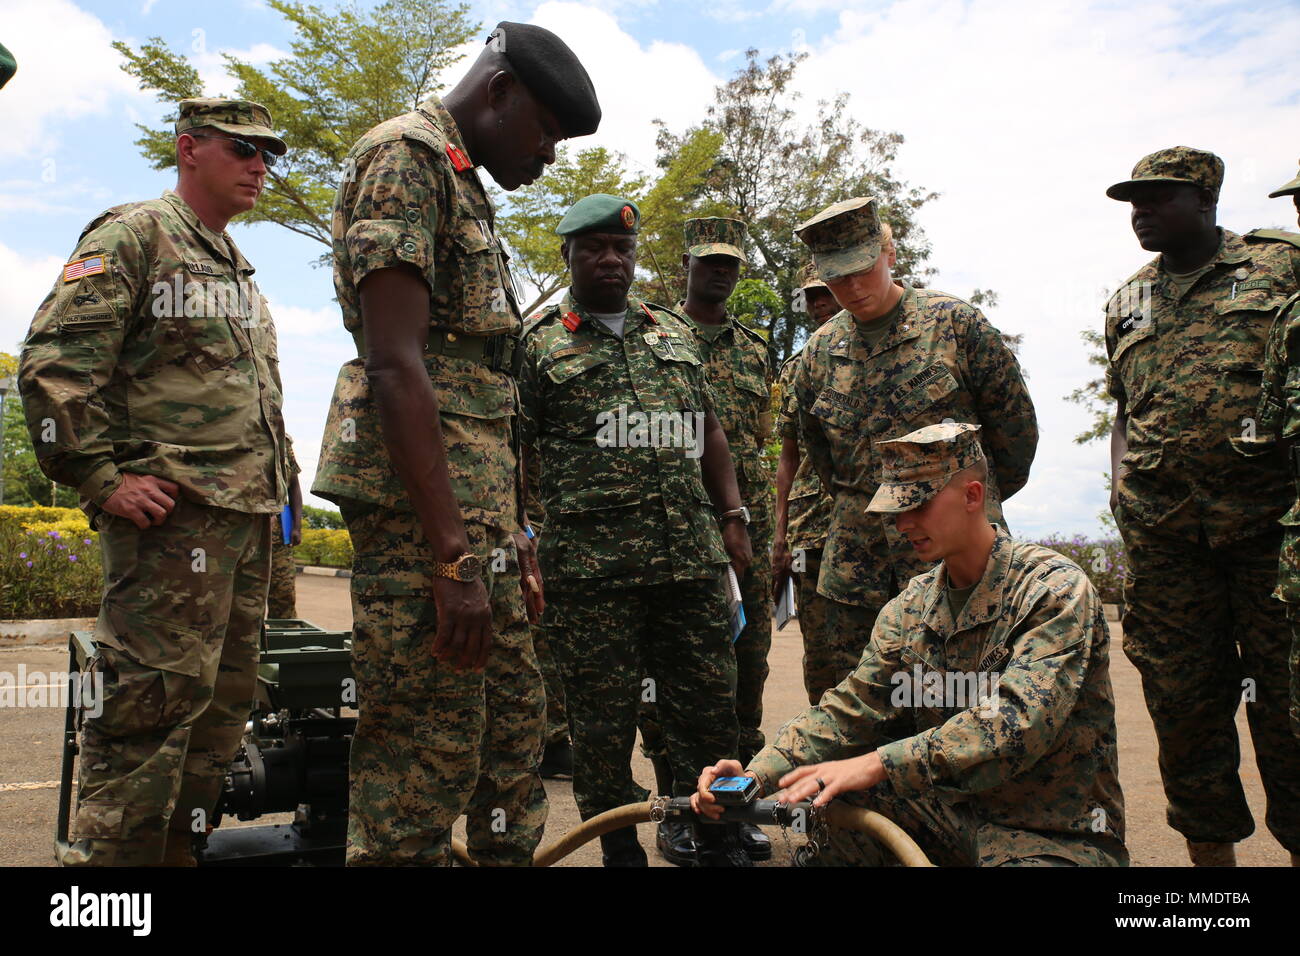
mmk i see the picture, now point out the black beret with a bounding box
[0,42,16,91]
[487,22,601,138]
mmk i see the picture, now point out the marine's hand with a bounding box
[513,531,545,624]
[430,575,494,671]
[771,534,793,601]
[691,759,752,821]
[103,473,180,529]
[777,753,886,808]
[721,521,752,579]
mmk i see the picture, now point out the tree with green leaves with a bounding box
[0,353,78,507]
[655,48,939,362]
[114,0,477,253]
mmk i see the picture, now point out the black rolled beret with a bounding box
[488,21,601,138]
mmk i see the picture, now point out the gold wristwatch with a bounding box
[433,553,482,583]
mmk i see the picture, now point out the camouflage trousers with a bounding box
[533,622,569,746]
[805,788,1127,867]
[790,548,857,704]
[548,576,740,819]
[340,504,546,866]
[267,521,297,620]
[803,590,882,705]
[1119,520,1300,851]
[64,497,270,866]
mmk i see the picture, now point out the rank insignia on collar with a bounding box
[562,311,581,332]
[445,143,472,171]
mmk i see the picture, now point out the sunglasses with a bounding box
[190,132,279,168]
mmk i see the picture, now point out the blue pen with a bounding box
[525,524,535,539]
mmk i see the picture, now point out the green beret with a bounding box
[556,194,639,236]
[0,42,16,91]
[488,22,601,138]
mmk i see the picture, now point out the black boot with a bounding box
[655,820,699,867]
[599,828,648,867]
[738,822,771,861]
[539,739,573,779]
[694,822,752,867]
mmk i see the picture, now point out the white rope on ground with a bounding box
[0,781,60,792]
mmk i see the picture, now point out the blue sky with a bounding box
[3,0,1299,538]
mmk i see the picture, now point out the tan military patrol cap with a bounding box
[1268,160,1300,198]
[867,422,985,514]
[685,217,748,264]
[794,197,882,281]
[1106,146,1224,202]
[175,98,287,155]
[797,261,827,292]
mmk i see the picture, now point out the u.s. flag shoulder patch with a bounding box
[63,255,106,283]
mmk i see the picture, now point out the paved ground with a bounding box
[0,572,1292,867]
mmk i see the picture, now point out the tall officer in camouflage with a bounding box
[1105,146,1300,867]
[311,22,600,866]
[267,437,302,619]
[20,98,292,866]
[637,216,773,863]
[519,194,751,867]
[1267,160,1300,228]
[774,235,895,704]
[695,423,1127,867]
[789,197,1037,700]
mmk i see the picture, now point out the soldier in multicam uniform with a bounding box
[788,197,1037,700]
[519,194,752,867]
[1105,146,1300,867]
[694,423,1128,867]
[639,216,774,864]
[19,98,291,866]
[773,230,896,705]
[311,22,601,866]
[267,435,302,620]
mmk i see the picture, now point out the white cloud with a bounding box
[526,2,720,175]
[192,41,287,97]
[0,242,63,354]
[0,0,146,160]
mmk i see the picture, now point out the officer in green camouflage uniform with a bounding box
[695,423,1127,867]
[267,438,302,620]
[1238,162,1300,762]
[20,98,291,866]
[1105,146,1300,867]
[774,261,852,705]
[789,197,1037,702]
[519,194,752,867]
[311,22,601,866]
[637,217,774,862]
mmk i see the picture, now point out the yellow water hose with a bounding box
[450,798,933,867]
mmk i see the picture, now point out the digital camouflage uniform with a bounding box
[267,527,297,619]
[523,453,569,747]
[748,424,1126,867]
[312,96,545,866]
[267,437,301,620]
[1105,195,1300,847]
[641,217,774,762]
[20,100,291,866]
[792,199,1037,699]
[774,348,836,703]
[519,289,740,820]
[1244,288,1300,739]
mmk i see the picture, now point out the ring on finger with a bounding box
[816,777,826,793]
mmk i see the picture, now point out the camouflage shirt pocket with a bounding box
[451,219,517,335]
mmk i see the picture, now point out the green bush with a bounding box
[295,528,353,568]
[303,504,346,530]
[1030,534,1126,605]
